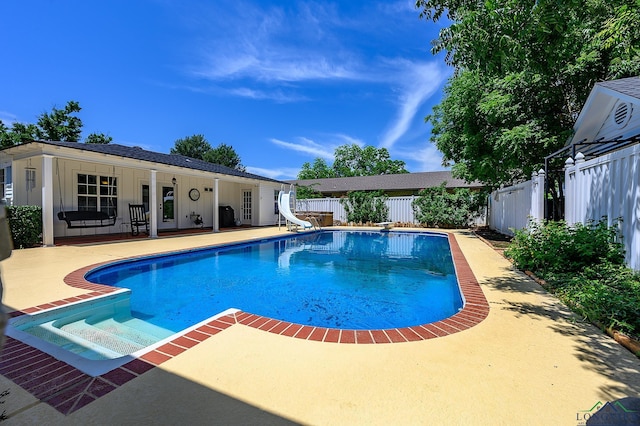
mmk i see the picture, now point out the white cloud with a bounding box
[190,2,365,84]
[270,137,335,160]
[379,61,448,149]
[0,111,18,126]
[408,143,448,172]
[245,165,299,180]
[227,87,308,103]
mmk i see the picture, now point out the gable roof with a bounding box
[570,76,640,145]
[1,140,284,184]
[287,172,482,194]
[597,76,640,101]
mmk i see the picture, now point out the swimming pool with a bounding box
[86,230,463,331]
[8,229,481,375]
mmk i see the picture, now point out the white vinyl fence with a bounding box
[488,142,640,270]
[296,196,486,226]
[488,172,545,236]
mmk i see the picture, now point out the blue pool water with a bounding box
[86,230,462,330]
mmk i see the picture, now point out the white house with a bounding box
[0,140,285,245]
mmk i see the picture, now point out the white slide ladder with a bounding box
[278,185,318,231]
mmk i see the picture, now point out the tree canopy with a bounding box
[0,100,113,147]
[297,144,407,180]
[416,0,640,189]
[204,143,245,171]
[295,144,408,198]
[171,135,245,171]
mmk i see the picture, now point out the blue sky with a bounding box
[0,0,451,180]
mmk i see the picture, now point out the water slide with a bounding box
[278,190,314,230]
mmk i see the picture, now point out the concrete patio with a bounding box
[1,227,639,425]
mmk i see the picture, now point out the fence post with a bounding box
[564,156,575,225]
[530,169,545,223]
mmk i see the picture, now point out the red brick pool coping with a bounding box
[1,232,488,415]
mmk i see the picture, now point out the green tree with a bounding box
[204,143,245,171]
[416,0,640,190]
[1,101,113,147]
[85,132,113,144]
[171,134,212,159]
[298,158,335,180]
[332,144,408,177]
[412,183,483,228]
[0,121,37,147]
[35,100,83,142]
[340,190,389,224]
[296,158,334,198]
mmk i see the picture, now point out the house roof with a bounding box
[1,140,284,184]
[597,76,640,100]
[287,172,482,193]
[570,76,640,146]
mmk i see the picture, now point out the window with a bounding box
[77,174,117,216]
[274,189,279,215]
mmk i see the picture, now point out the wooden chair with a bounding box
[129,204,149,236]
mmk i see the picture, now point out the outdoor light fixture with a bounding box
[172,177,177,185]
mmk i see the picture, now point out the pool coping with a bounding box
[1,231,489,415]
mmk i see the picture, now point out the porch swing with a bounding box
[56,161,118,229]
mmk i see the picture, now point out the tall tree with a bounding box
[35,100,83,142]
[416,0,640,190]
[170,134,212,160]
[332,144,408,177]
[0,121,38,147]
[0,101,112,146]
[204,143,245,171]
[298,158,335,180]
[85,132,113,144]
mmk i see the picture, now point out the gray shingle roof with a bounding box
[287,172,482,193]
[597,76,640,100]
[13,140,284,184]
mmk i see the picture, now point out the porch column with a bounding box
[150,169,158,238]
[213,178,219,232]
[41,155,54,246]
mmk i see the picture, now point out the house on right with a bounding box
[558,77,640,270]
[492,76,640,269]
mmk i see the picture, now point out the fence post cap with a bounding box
[575,152,585,162]
[565,157,574,166]
[537,168,545,176]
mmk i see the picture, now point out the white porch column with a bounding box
[213,178,219,232]
[150,169,158,238]
[41,155,55,246]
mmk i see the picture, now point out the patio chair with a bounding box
[129,204,149,236]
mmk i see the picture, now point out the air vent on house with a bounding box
[613,102,632,128]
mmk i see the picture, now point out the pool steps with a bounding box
[10,291,174,361]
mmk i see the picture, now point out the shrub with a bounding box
[545,264,640,337]
[412,183,484,228]
[6,205,42,248]
[340,190,388,224]
[505,218,639,338]
[505,218,624,275]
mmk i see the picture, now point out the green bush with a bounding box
[545,264,640,337]
[7,205,42,248]
[412,183,484,228]
[340,190,388,224]
[505,218,625,275]
[505,218,639,338]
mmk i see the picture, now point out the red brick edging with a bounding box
[1,232,488,415]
